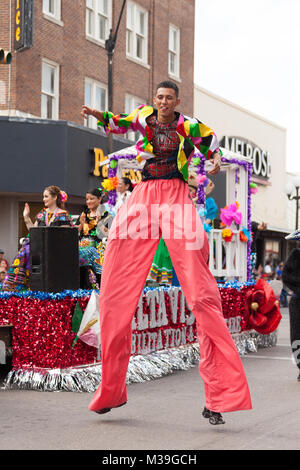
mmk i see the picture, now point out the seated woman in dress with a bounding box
[76,188,112,289]
[2,185,73,291]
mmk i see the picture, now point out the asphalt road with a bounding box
[1,308,299,452]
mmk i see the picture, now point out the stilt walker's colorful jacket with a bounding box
[97,105,220,181]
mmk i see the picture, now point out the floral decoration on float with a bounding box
[220,201,242,227]
[222,227,234,242]
[244,278,282,334]
[239,227,251,243]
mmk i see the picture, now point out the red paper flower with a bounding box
[244,279,282,334]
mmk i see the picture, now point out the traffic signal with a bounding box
[0,48,12,64]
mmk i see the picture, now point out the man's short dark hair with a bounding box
[156,80,179,97]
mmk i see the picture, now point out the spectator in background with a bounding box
[263,259,273,280]
[0,260,8,271]
[0,268,6,287]
[0,250,9,271]
[276,261,284,279]
[276,261,288,307]
[250,221,267,279]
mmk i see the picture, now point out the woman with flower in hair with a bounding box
[76,188,113,289]
[1,186,73,291]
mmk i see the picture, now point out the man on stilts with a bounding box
[81,81,252,425]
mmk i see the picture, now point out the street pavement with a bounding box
[0,308,299,451]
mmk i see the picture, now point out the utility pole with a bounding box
[105,0,127,155]
[286,181,300,231]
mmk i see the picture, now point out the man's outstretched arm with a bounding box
[81,104,145,135]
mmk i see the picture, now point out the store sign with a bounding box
[220,136,271,180]
[14,0,33,51]
[91,147,142,182]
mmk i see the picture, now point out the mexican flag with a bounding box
[72,290,100,349]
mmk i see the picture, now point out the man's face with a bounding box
[0,271,6,282]
[153,88,180,120]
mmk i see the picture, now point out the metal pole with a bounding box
[107,30,114,155]
[105,0,127,156]
[296,186,299,231]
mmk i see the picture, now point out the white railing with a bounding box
[208,229,248,282]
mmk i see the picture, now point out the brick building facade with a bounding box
[0,0,195,123]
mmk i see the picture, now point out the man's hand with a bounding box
[81,105,96,119]
[208,152,222,175]
[81,105,104,123]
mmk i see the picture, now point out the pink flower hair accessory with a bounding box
[60,190,68,202]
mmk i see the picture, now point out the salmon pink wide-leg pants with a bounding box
[89,179,252,413]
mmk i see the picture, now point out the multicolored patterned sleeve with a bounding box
[182,117,221,160]
[36,209,46,226]
[97,105,146,135]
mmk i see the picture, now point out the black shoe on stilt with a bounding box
[202,407,211,419]
[209,411,225,425]
[202,407,225,425]
[94,402,127,415]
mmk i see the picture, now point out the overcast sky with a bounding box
[194,0,300,174]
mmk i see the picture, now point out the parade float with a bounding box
[0,147,281,392]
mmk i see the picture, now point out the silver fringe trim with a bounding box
[2,330,278,392]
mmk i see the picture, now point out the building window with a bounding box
[41,60,59,120]
[84,78,107,130]
[0,81,6,105]
[168,24,180,79]
[126,1,148,64]
[125,94,144,141]
[43,0,61,21]
[86,0,112,45]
